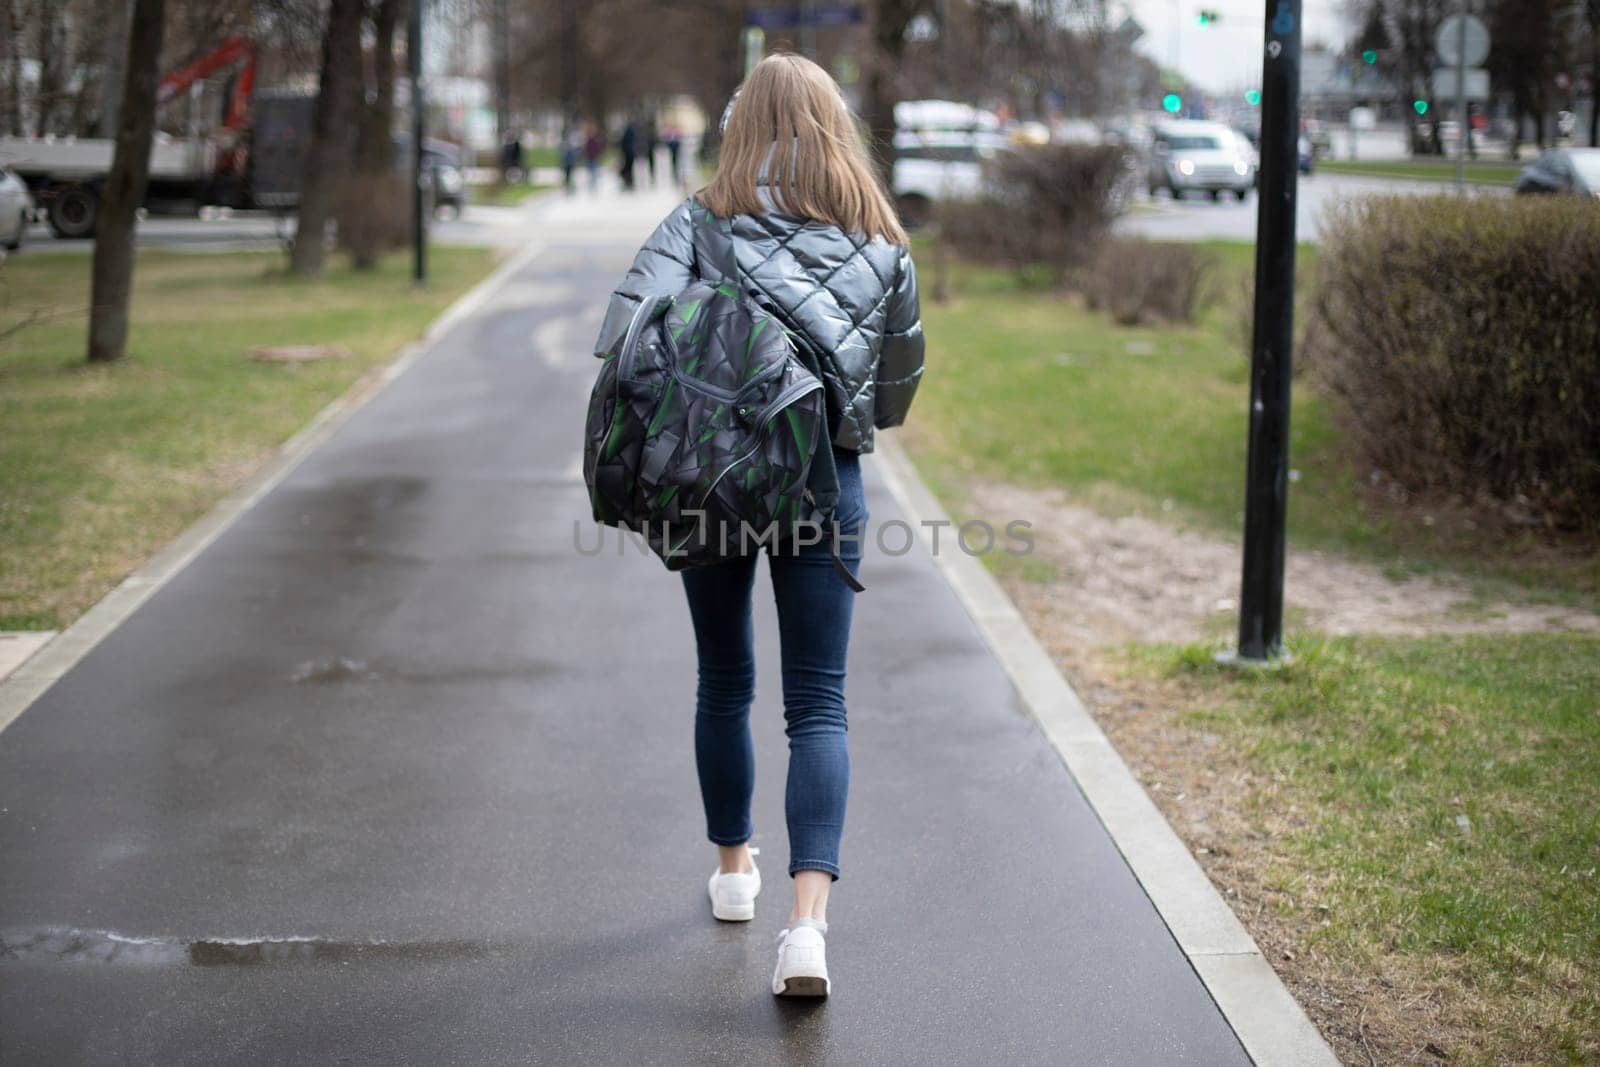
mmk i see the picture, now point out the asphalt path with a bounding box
[1115,169,1508,243]
[0,184,1249,1064]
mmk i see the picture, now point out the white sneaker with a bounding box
[771,919,830,997]
[707,846,761,922]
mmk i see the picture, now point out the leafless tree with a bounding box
[1583,0,1599,146]
[86,0,166,363]
[862,0,930,178]
[339,0,405,269]
[1487,0,1564,153]
[1352,0,1452,154]
[290,0,363,276]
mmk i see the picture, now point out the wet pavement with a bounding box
[0,183,1249,1064]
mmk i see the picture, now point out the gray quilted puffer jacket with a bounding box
[594,192,924,453]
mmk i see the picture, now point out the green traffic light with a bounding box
[1413,99,1429,115]
[1162,94,1183,114]
[1197,13,1210,25]
[1361,49,1378,65]
[1245,89,1261,106]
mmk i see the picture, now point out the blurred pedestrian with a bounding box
[618,118,639,191]
[501,130,524,184]
[644,116,659,186]
[561,125,580,195]
[583,123,605,191]
[589,53,923,1002]
[664,123,683,187]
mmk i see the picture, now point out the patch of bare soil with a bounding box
[959,478,1599,1065]
[968,480,1600,647]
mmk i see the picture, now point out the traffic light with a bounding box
[1245,89,1261,106]
[1162,93,1183,114]
[1196,9,1221,26]
[1413,99,1429,115]
[1361,49,1378,65]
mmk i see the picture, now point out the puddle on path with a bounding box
[288,655,561,686]
[0,928,493,967]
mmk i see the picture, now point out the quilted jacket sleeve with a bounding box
[593,199,698,358]
[873,245,925,429]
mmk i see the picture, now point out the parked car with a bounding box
[395,133,465,218]
[891,99,1008,228]
[422,140,464,217]
[0,165,33,250]
[1514,147,1600,198]
[1147,120,1255,201]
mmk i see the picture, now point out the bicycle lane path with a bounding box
[0,185,1249,1064]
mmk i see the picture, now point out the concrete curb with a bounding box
[0,240,545,738]
[871,437,1337,1067]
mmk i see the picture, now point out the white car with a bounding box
[0,165,34,250]
[891,100,1008,227]
[1147,120,1256,201]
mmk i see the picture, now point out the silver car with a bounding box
[1147,120,1256,201]
[0,165,33,250]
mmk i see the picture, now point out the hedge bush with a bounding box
[1309,195,1600,532]
[938,144,1128,272]
[1082,238,1212,325]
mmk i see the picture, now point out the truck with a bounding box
[0,37,314,238]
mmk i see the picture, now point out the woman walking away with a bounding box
[592,54,924,998]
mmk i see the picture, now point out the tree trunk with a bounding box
[863,0,923,183]
[493,0,511,145]
[86,0,166,364]
[1591,9,1600,147]
[0,0,17,136]
[99,0,133,137]
[33,4,64,136]
[342,0,402,270]
[291,0,364,277]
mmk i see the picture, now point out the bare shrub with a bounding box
[1082,238,1212,325]
[938,144,1129,274]
[1309,195,1600,533]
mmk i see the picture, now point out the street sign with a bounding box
[1435,14,1489,67]
[1431,66,1489,99]
[1112,15,1145,46]
[1349,105,1377,131]
[746,4,863,30]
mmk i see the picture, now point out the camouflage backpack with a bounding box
[583,210,845,577]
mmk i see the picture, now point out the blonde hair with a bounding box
[698,53,907,246]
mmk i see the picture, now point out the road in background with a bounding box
[1117,170,1509,243]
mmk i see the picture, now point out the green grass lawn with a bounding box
[1134,633,1600,1062]
[908,244,1599,611]
[0,246,497,631]
[1317,157,1523,185]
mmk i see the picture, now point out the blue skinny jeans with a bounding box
[680,450,865,881]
